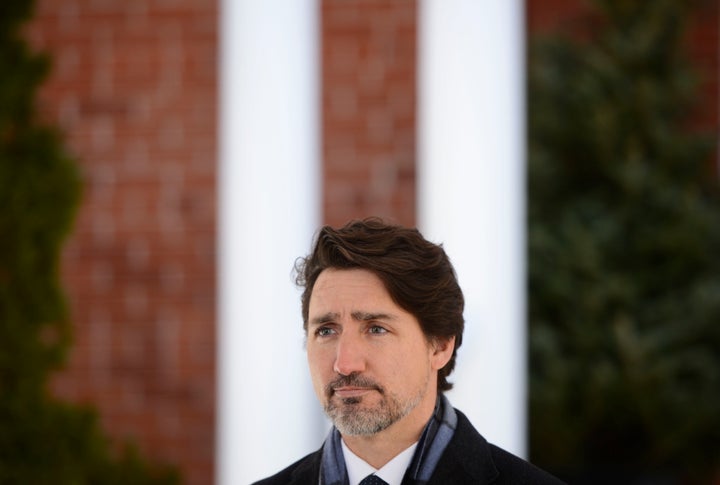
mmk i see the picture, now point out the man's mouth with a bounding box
[332,386,375,399]
[325,373,383,400]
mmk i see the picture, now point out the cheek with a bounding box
[307,346,333,387]
[384,346,428,383]
[306,359,325,401]
[394,344,434,382]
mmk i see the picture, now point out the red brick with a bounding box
[322,0,417,228]
[29,1,217,484]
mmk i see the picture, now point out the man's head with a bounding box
[295,217,464,393]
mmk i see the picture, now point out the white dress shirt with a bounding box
[341,438,418,485]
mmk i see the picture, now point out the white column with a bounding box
[217,1,323,484]
[418,1,527,457]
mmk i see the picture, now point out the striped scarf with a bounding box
[318,394,458,485]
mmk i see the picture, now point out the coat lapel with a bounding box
[426,410,499,485]
[287,449,322,485]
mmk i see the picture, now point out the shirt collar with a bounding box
[341,438,418,485]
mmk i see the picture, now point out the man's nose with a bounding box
[333,333,366,376]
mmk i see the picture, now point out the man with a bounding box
[255,218,564,485]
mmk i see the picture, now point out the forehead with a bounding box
[310,268,390,306]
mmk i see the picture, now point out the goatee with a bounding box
[323,373,424,436]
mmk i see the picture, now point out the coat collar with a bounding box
[287,447,322,485]
[421,409,499,485]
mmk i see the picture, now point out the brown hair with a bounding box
[295,217,464,392]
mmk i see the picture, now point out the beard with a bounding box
[323,372,428,436]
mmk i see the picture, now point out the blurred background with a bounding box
[1,0,718,484]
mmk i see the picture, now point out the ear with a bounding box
[429,336,455,370]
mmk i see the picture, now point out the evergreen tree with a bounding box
[0,1,178,482]
[528,0,720,482]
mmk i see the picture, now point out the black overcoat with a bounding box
[253,409,565,485]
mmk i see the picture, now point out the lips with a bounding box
[325,374,383,400]
[332,387,376,398]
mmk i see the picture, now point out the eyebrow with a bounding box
[310,312,340,326]
[309,311,397,326]
[351,311,396,322]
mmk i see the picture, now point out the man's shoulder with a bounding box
[437,408,565,485]
[485,441,566,485]
[251,449,322,485]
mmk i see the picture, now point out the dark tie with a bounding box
[358,475,389,485]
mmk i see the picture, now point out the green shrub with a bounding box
[0,1,179,483]
[528,0,720,482]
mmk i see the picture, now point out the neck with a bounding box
[341,393,437,469]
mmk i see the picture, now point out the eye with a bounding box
[368,325,388,335]
[315,326,336,337]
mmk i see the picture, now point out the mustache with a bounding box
[325,373,383,397]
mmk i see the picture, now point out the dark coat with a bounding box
[253,409,565,485]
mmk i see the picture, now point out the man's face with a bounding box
[306,268,452,437]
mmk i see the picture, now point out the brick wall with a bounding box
[526,0,592,34]
[26,1,217,484]
[322,0,417,227]
[686,1,719,137]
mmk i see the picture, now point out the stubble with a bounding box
[323,372,428,436]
